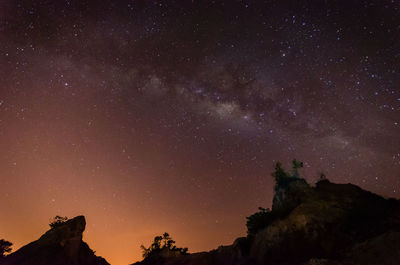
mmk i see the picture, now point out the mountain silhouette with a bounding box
[1,216,109,265]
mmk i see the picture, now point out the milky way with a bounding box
[1,1,400,264]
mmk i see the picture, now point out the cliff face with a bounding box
[272,177,311,215]
[133,180,400,265]
[251,180,400,264]
[2,216,109,265]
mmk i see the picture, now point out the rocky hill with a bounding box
[133,178,400,265]
[2,167,400,265]
[1,216,109,265]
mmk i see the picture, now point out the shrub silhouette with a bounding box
[0,239,12,258]
[272,159,304,188]
[246,159,307,236]
[49,216,69,229]
[291,159,303,178]
[246,207,275,237]
[140,232,188,259]
[319,173,327,181]
[272,162,289,186]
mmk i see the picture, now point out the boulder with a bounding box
[2,216,109,265]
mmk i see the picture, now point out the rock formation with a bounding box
[3,174,400,265]
[1,216,109,265]
[133,179,400,265]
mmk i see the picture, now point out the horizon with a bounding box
[1,165,396,264]
[1,1,399,265]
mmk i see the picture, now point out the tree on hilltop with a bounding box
[140,233,188,259]
[247,159,308,236]
[0,239,12,258]
[49,216,69,229]
[246,207,275,237]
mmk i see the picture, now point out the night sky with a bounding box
[0,1,399,264]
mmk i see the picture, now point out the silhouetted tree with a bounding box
[140,233,188,259]
[246,159,307,237]
[246,207,274,237]
[162,233,175,249]
[272,159,304,188]
[0,239,12,258]
[140,245,150,259]
[291,159,303,178]
[49,216,68,229]
[272,162,289,186]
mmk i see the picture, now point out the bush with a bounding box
[140,232,188,259]
[0,239,12,258]
[246,207,275,237]
[49,216,69,229]
[246,159,307,237]
[272,159,304,188]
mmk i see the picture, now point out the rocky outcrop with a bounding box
[250,180,400,264]
[2,216,109,265]
[272,177,311,215]
[133,179,400,265]
[345,231,400,265]
[6,178,397,265]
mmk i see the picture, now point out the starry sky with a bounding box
[0,0,399,264]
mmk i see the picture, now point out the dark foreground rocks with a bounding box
[133,180,400,265]
[1,216,109,265]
